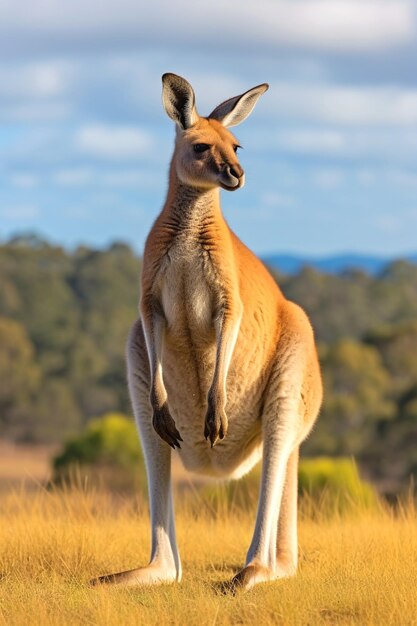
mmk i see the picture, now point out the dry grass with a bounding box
[1,484,417,626]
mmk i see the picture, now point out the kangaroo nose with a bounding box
[225,164,243,180]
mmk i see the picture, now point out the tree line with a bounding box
[1,234,417,494]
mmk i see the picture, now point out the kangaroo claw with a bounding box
[153,403,183,449]
[204,399,228,447]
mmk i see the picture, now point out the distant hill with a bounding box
[262,253,417,275]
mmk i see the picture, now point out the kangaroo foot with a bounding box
[90,563,179,588]
[231,563,275,593]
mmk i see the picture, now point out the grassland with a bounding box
[0,441,56,493]
[1,482,417,626]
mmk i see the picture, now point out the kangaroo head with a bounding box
[162,73,268,192]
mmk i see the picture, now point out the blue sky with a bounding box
[0,0,416,256]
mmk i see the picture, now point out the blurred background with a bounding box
[1,0,417,500]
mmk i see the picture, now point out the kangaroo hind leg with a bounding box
[232,344,309,592]
[91,319,181,587]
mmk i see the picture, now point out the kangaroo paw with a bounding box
[204,399,228,447]
[153,403,183,449]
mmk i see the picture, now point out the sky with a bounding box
[0,0,416,257]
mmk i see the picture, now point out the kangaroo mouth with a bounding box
[220,176,245,192]
[220,181,239,191]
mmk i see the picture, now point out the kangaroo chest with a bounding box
[156,239,217,341]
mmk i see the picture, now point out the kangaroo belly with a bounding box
[162,343,266,479]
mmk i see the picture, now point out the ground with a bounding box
[1,449,417,626]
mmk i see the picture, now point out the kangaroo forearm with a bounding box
[204,303,242,446]
[140,305,167,409]
[209,309,242,400]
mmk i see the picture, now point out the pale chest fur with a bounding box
[154,237,218,342]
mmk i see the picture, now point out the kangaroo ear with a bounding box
[208,83,269,128]
[162,73,199,130]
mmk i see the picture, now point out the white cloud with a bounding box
[0,61,71,121]
[0,61,68,99]
[9,173,39,188]
[1,124,155,169]
[273,127,417,162]
[53,168,93,186]
[277,130,346,155]
[276,1,414,51]
[270,83,417,126]
[0,101,71,123]
[311,168,345,189]
[74,125,153,160]
[51,167,161,188]
[0,1,413,55]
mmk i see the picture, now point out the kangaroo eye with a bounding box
[233,144,242,153]
[193,143,210,154]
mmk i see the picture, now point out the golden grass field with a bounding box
[1,470,417,626]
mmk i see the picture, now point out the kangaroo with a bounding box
[92,73,322,591]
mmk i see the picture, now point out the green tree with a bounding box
[367,321,417,395]
[33,378,81,443]
[0,317,40,438]
[305,339,395,456]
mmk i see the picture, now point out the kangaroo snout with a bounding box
[221,163,245,190]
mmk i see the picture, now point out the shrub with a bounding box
[199,456,378,517]
[298,456,378,516]
[52,413,146,492]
